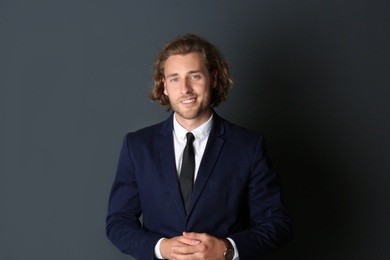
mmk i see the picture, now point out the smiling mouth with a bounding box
[181,98,196,104]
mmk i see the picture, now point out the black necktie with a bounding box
[179,132,195,212]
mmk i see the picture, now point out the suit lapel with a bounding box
[157,113,187,220]
[187,113,225,215]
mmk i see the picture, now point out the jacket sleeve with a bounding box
[230,136,292,259]
[106,134,162,260]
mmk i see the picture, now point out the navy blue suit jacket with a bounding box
[106,112,291,259]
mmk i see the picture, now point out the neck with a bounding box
[175,109,212,131]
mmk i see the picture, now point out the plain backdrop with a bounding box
[1,0,389,259]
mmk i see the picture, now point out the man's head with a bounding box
[149,34,233,111]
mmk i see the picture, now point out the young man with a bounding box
[106,34,292,260]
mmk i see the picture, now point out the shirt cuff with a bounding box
[227,237,240,260]
[154,238,165,259]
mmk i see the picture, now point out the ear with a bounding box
[212,71,218,88]
[162,78,168,96]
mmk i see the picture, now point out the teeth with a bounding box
[182,98,195,103]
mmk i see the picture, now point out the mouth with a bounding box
[181,97,196,104]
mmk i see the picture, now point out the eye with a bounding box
[191,75,200,80]
[170,77,178,83]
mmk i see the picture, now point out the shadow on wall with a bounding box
[237,29,356,259]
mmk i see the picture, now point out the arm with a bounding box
[106,135,162,259]
[230,136,292,258]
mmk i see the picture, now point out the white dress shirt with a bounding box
[172,113,213,179]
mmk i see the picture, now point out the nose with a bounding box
[180,78,192,94]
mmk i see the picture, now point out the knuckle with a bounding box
[198,243,207,252]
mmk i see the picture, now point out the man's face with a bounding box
[163,52,215,128]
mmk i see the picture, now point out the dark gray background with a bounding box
[2,0,389,259]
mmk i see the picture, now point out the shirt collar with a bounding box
[173,113,213,141]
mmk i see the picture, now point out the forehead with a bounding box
[163,52,207,75]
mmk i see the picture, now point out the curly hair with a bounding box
[149,34,233,110]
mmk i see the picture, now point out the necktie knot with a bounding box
[186,132,195,144]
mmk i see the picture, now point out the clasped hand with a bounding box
[160,232,226,260]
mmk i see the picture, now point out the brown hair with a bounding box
[149,34,233,110]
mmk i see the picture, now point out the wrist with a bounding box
[159,238,170,259]
[222,238,234,260]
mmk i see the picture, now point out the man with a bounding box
[106,34,292,260]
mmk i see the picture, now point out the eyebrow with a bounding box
[165,73,179,79]
[165,70,203,78]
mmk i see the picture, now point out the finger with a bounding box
[172,240,192,247]
[172,244,194,255]
[177,235,201,245]
[183,231,205,240]
[170,251,193,260]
